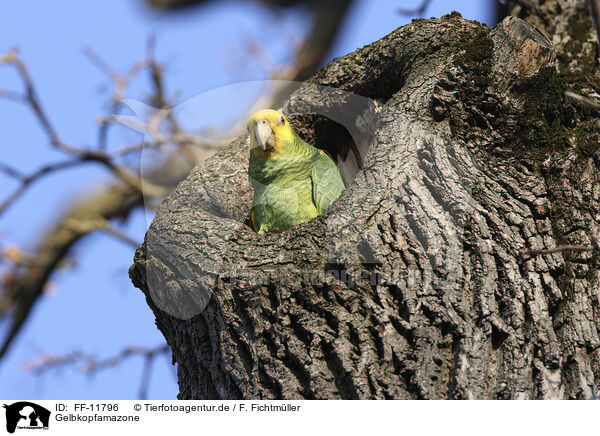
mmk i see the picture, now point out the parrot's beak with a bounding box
[254,120,274,152]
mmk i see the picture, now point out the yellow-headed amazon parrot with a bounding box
[247,109,345,233]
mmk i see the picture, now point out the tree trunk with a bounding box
[129,0,600,399]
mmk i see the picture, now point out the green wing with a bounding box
[311,151,345,215]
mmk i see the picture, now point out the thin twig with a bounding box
[0,49,80,155]
[397,0,433,17]
[83,46,153,150]
[111,142,147,158]
[0,45,195,363]
[1,50,155,179]
[0,162,26,180]
[564,90,600,111]
[138,356,155,400]
[24,344,170,374]
[0,88,26,102]
[0,49,171,199]
[82,47,122,83]
[243,35,279,76]
[79,152,169,197]
[0,152,166,218]
[100,223,140,248]
[22,344,170,399]
[0,160,87,216]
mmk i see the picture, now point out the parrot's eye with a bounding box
[278,116,285,126]
[247,125,250,133]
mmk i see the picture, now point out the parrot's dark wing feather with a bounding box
[311,151,345,215]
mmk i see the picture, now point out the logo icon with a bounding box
[3,402,50,434]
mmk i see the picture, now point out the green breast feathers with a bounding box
[247,109,345,233]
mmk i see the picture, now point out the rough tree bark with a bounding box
[130,0,600,399]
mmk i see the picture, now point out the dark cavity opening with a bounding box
[288,113,373,186]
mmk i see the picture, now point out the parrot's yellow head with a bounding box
[247,109,294,158]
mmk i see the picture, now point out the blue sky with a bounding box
[0,0,493,399]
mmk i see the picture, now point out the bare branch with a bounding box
[0,49,80,155]
[397,0,433,17]
[0,156,192,360]
[243,35,280,77]
[100,223,140,248]
[79,152,169,197]
[82,47,122,84]
[564,90,600,111]
[0,43,201,362]
[0,162,26,180]
[0,153,167,219]
[0,88,26,102]
[22,344,170,399]
[23,344,170,374]
[0,48,176,204]
[138,354,155,400]
[83,46,153,151]
[0,181,145,360]
[110,142,147,158]
[287,0,353,82]
[226,0,354,110]
[0,160,88,216]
